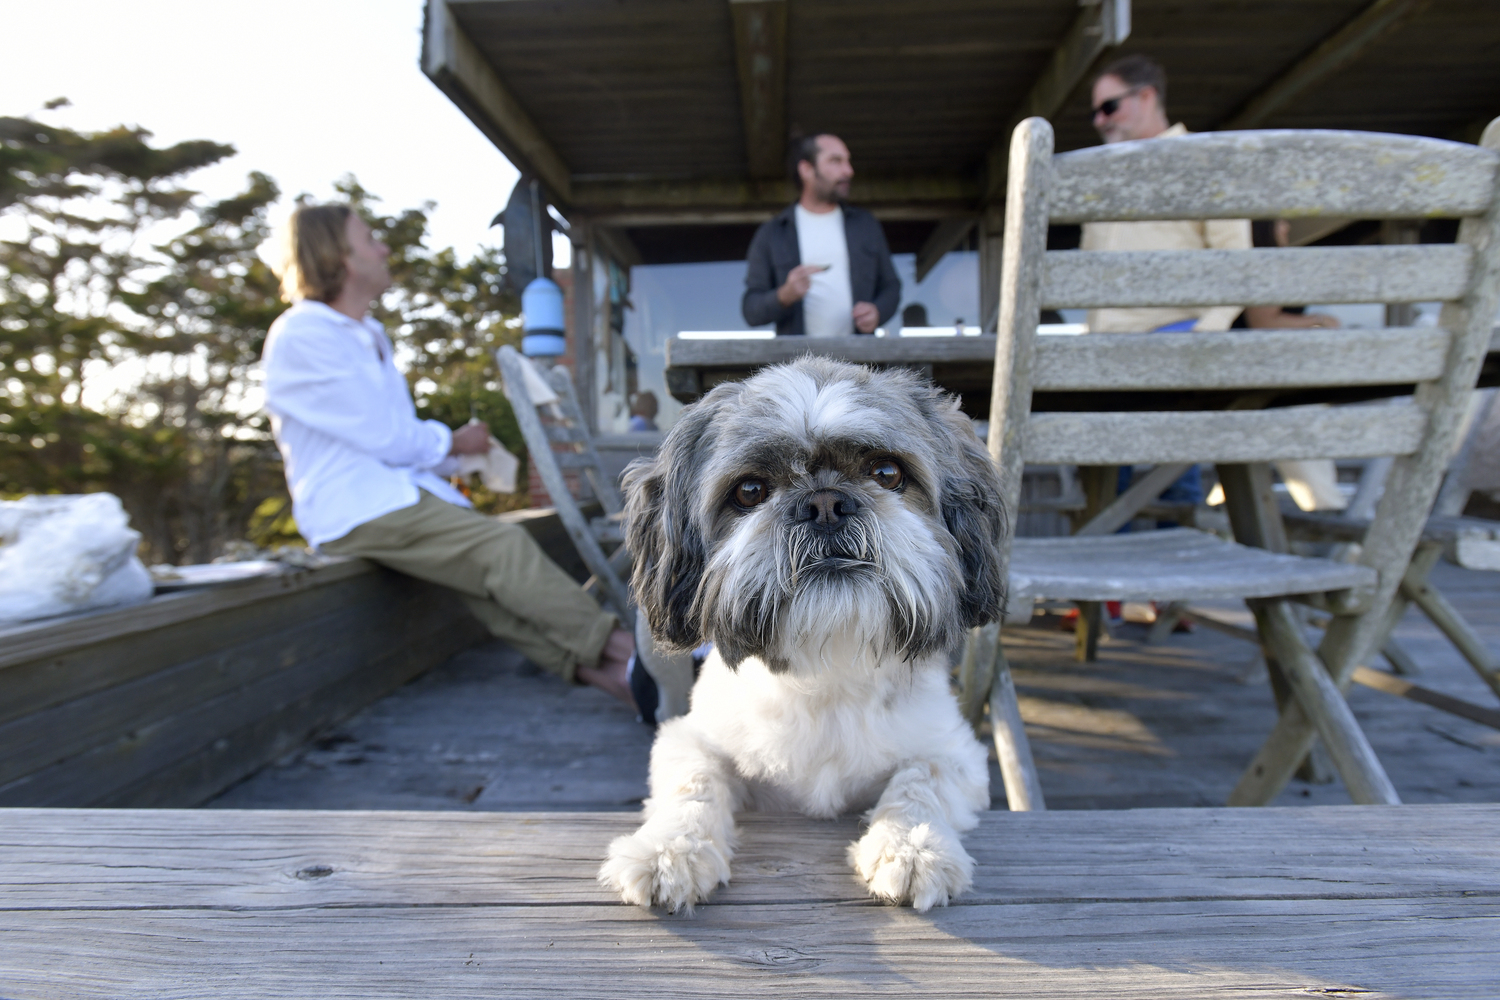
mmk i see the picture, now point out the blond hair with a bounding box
[274,202,352,303]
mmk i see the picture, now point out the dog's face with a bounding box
[624,357,1005,672]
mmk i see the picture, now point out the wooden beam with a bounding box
[729,0,788,180]
[915,216,977,282]
[982,0,1130,204]
[421,0,573,202]
[571,173,975,215]
[1218,0,1431,130]
[585,223,642,270]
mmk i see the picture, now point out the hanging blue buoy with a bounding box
[521,276,566,357]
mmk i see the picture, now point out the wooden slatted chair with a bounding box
[495,345,633,628]
[1276,388,1500,696]
[970,116,1500,812]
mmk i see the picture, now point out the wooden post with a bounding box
[569,221,597,432]
[1075,601,1103,662]
[978,203,1005,334]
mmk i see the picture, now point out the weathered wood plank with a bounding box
[1,805,1495,907]
[4,900,1495,999]
[1041,244,1473,310]
[91,608,485,810]
[0,806,1496,998]
[1035,327,1450,390]
[0,578,484,807]
[1025,405,1428,465]
[667,327,1500,388]
[667,333,995,369]
[1009,529,1375,603]
[0,567,374,730]
[1048,129,1500,223]
[0,578,420,787]
[0,558,372,672]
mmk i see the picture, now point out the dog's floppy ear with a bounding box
[622,393,721,651]
[937,411,1008,630]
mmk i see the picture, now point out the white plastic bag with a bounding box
[0,493,154,625]
[455,431,520,493]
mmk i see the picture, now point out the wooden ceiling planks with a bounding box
[448,0,748,178]
[430,0,1500,263]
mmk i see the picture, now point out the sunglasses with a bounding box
[1091,86,1143,121]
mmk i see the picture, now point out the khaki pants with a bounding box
[322,492,616,683]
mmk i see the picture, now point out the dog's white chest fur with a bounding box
[679,646,983,819]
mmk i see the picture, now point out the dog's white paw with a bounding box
[599,828,730,913]
[847,818,974,912]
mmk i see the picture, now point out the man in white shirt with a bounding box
[262,203,634,701]
[742,134,901,337]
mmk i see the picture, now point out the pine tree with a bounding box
[2,117,529,562]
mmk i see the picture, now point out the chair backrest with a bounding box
[989,118,1500,668]
[496,345,632,620]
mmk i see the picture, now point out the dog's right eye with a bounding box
[731,479,768,509]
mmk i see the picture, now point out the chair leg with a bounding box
[1401,565,1500,700]
[1146,602,1187,645]
[1236,600,1400,806]
[1253,631,1335,786]
[1382,636,1424,677]
[958,623,1000,730]
[1075,601,1103,661]
[989,643,1045,811]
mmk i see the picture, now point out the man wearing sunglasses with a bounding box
[1081,55,1348,519]
[1081,54,1250,336]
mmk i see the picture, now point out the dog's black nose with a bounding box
[797,490,860,530]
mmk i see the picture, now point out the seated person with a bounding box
[261,203,634,702]
[627,390,658,432]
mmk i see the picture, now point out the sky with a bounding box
[3,0,556,264]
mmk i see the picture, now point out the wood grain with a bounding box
[1034,326,1451,390]
[1041,244,1473,310]
[1048,128,1499,223]
[0,805,1495,998]
[1009,529,1375,603]
[1023,405,1428,465]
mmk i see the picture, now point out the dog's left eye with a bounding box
[869,458,904,490]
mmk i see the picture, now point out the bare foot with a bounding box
[576,627,635,705]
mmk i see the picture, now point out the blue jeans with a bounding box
[1113,317,1205,527]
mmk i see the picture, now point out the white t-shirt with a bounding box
[794,204,853,338]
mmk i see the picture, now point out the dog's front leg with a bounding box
[848,758,985,911]
[598,720,742,913]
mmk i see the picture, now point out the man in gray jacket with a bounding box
[742,134,901,337]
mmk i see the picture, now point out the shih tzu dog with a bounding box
[598,357,1005,913]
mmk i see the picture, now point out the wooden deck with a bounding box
[3,804,1497,997]
[207,561,1500,813]
[5,544,1496,997]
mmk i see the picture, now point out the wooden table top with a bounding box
[3,804,1496,998]
[663,328,1500,417]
